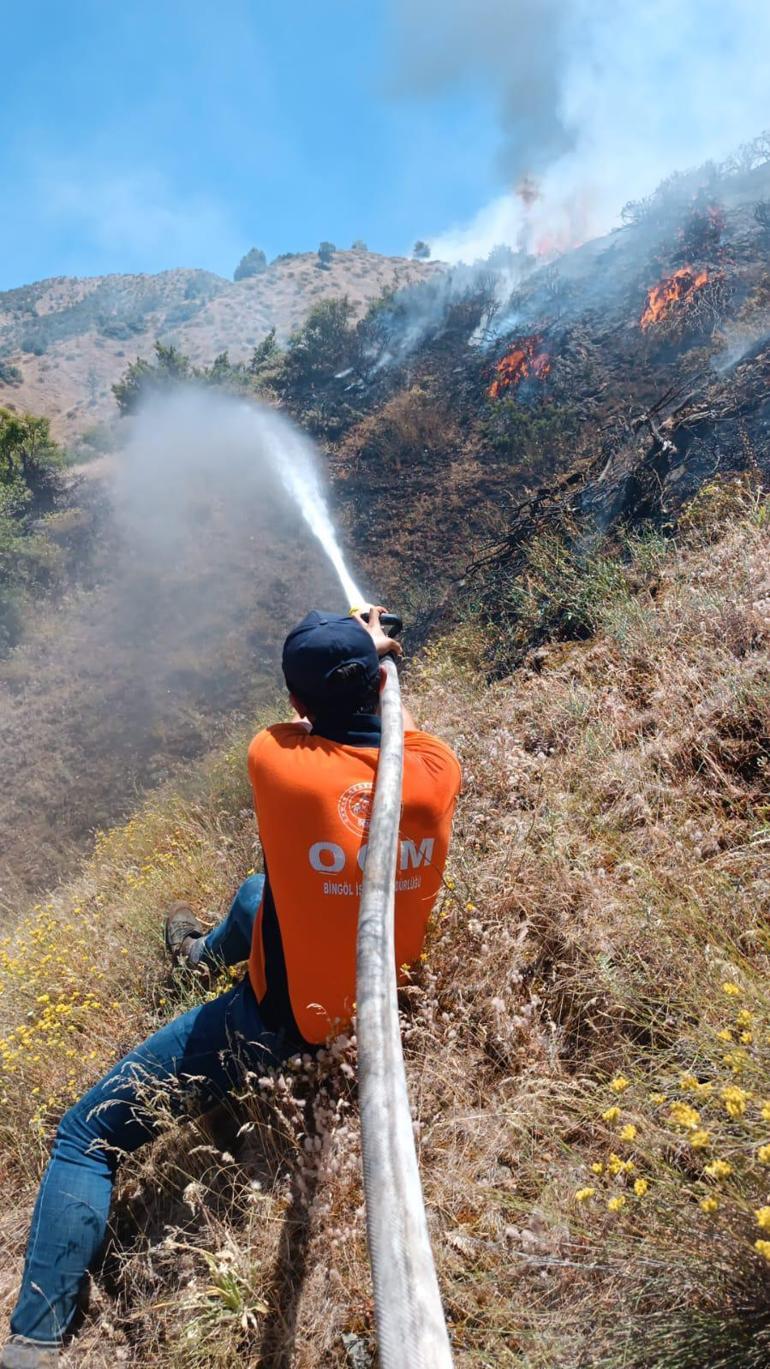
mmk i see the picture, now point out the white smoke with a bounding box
[394,0,770,262]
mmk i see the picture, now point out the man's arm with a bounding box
[353,606,417,731]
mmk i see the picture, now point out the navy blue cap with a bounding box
[282,610,380,703]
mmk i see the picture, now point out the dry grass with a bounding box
[2,486,770,1365]
[350,385,458,474]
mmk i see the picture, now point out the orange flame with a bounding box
[640,265,710,331]
[488,337,551,398]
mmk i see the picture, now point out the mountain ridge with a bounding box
[0,250,440,442]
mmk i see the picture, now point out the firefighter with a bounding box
[2,608,461,1368]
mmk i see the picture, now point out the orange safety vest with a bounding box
[247,721,461,1044]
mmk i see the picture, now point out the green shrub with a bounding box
[1,407,62,500]
[112,342,191,414]
[483,398,579,482]
[19,332,47,356]
[0,360,22,386]
[283,297,355,393]
[479,527,667,675]
[98,314,146,340]
[0,407,78,648]
[234,248,267,281]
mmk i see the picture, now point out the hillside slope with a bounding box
[0,251,439,442]
[2,147,770,1365]
[1,492,768,1367]
[4,147,770,903]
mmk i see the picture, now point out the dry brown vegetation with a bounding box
[349,386,458,474]
[1,479,769,1365]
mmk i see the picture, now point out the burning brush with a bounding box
[640,265,710,331]
[488,336,551,398]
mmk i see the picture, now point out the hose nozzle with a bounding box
[350,605,403,638]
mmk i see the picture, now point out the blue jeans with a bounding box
[10,875,289,1347]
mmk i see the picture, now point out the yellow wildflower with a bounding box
[722,1085,750,1119]
[591,1162,604,1175]
[690,1130,711,1150]
[610,1076,631,1094]
[602,1106,621,1124]
[755,1240,770,1262]
[740,1031,754,1045]
[722,982,742,997]
[574,1187,596,1202]
[620,1124,638,1142]
[668,1102,701,1132]
[717,1028,734,1043]
[649,1092,667,1106]
[755,1207,770,1230]
[634,1178,649,1197]
[607,1196,626,1213]
[704,1159,732,1179]
[608,1153,635,1176]
[760,1102,770,1123]
[679,1075,713,1098]
[700,1197,719,1214]
[737,1009,754,1028]
[722,1050,749,1073]
[758,1146,770,1165]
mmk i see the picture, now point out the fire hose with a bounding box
[356,655,454,1368]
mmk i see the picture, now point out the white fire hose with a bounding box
[355,655,454,1368]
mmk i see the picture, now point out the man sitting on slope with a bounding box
[3,607,461,1369]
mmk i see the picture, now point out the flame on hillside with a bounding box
[640,265,710,330]
[488,337,551,398]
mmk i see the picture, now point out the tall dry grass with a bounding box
[1,480,769,1365]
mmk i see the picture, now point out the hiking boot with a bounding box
[0,1337,59,1368]
[164,901,204,965]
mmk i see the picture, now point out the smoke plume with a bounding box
[393,0,770,261]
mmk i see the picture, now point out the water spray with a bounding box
[251,405,447,1359]
[239,400,404,634]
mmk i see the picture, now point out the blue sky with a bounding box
[4,2,769,289]
[0,0,502,289]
